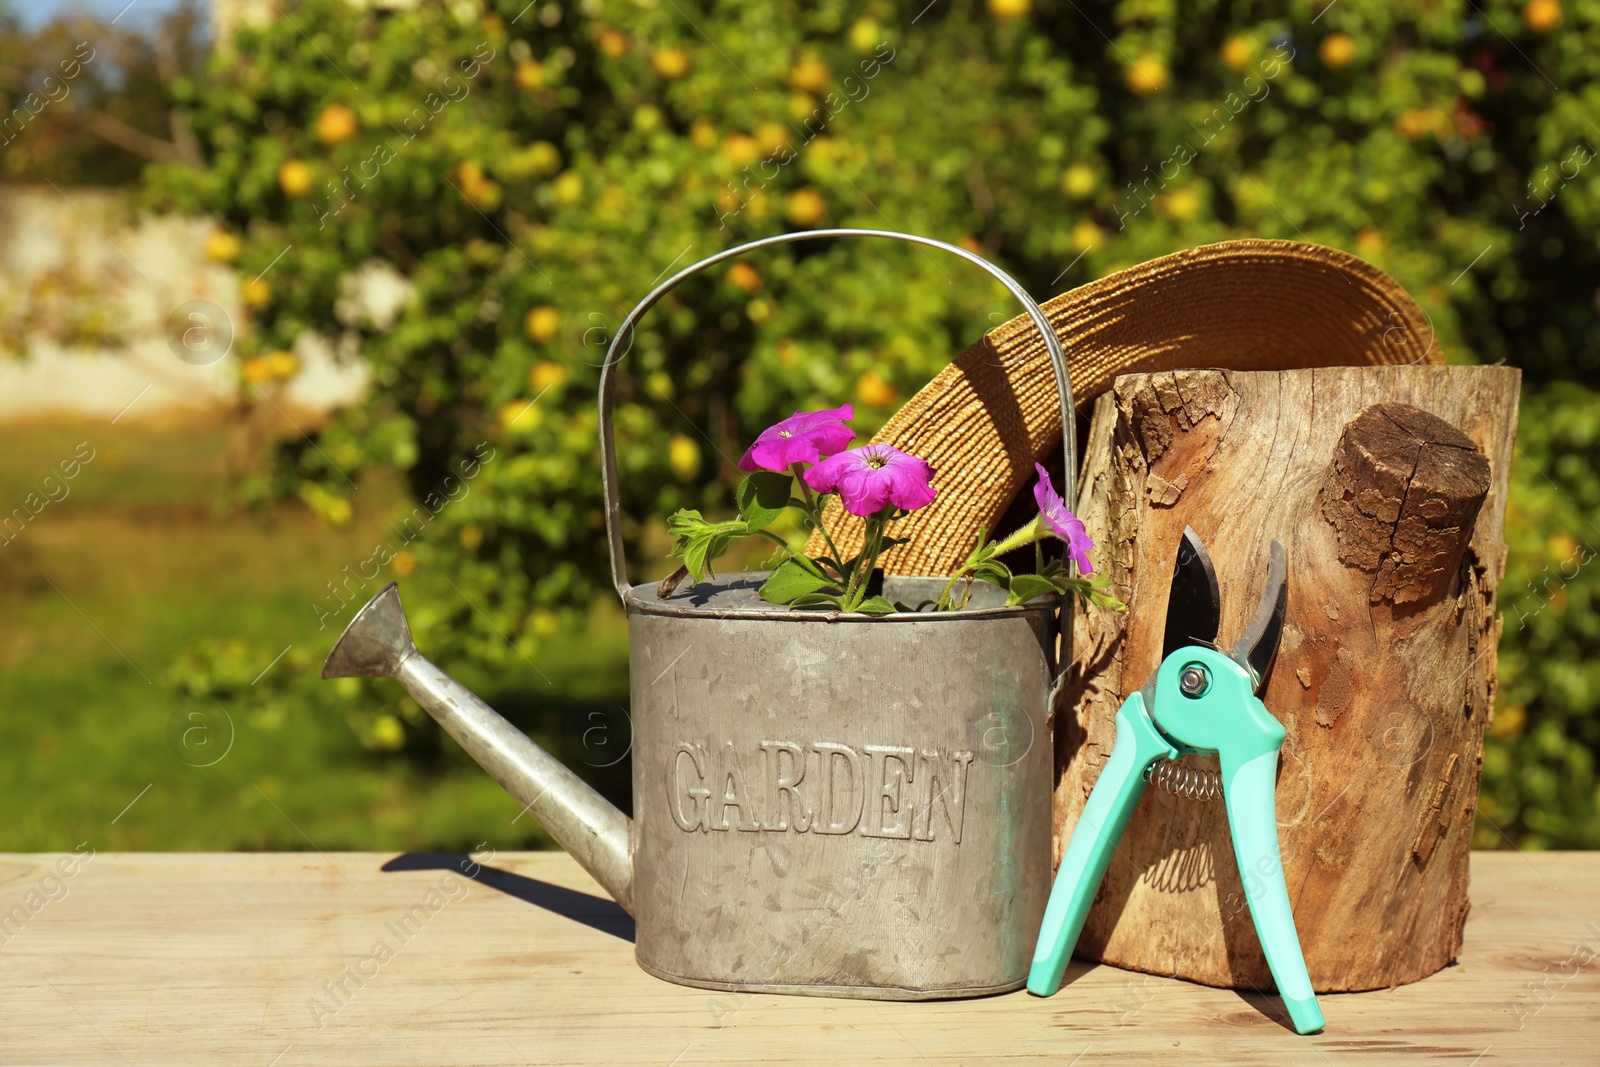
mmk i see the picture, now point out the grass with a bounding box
[0,419,631,853]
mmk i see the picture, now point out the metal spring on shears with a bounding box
[1144,758,1223,802]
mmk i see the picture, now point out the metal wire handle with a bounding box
[596,227,1079,601]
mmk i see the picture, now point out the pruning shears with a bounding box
[1027,527,1324,1035]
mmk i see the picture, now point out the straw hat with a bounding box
[813,239,1443,575]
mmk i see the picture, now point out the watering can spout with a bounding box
[322,583,635,915]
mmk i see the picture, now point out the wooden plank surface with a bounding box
[0,850,1595,1065]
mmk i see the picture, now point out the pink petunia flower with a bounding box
[1033,463,1094,574]
[805,444,937,517]
[737,404,857,472]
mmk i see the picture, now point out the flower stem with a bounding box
[989,514,1052,558]
[791,462,845,571]
[844,515,885,610]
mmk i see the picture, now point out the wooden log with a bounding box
[1056,365,1520,993]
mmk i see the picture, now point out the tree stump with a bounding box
[1057,365,1520,992]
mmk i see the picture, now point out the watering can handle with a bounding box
[597,228,1080,609]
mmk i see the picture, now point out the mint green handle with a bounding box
[1221,744,1324,1034]
[1153,646,1324,1035]
[1027,691,1176,996]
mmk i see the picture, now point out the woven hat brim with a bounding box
[810,239,1444,576]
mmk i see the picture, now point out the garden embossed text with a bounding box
[666,740,975,842]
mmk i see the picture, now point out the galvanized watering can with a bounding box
[324,229,1080,999]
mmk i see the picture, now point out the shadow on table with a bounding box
[381,852,636,943]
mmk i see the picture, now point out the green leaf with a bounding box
[736,471,793,531]
[1006,574,1061,605]
[786,553,834,582]
[666,508,711,538]
[706,531,737,566]
[759,558,836,604]
[789,592,845,609]
[813,556,845,578]
[684,534,714,584]
[974,560,1013,587]
[852,595,897,616]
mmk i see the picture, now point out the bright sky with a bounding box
[10,0,196,31]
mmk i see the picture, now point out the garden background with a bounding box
[2,0,1596,854]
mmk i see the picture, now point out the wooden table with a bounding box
[2,850,1595,1065]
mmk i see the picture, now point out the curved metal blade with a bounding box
[1162,526,1221,660]
[1229,539,1288,694]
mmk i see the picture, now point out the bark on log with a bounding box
[1057,365,1520,993]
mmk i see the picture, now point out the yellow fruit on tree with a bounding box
[645,370,674,398]
[636,105,666,133]
[552,171,584,204]
[1524,0,1561,33]
[668,435,701,480]
[848,18,881,53]
[467,180,502,211]
[652,46,690,79]
[369,715,405,750]
[525,306,561,343]
[787,92,819,122]
[957,234,982,254]
[1060,162,1098,200]
[789,57,830,93]
[203,230,242,263]
[278,159,313,198]
[532,609,560,638]
[1319,33,1356,69]
[1127,56,1170,95]
[597,28,629,58]
[855,371,897,408]
[531,361,570,392]
[514,59,544,90]
[391,550,416,577]
[786,187,827,225]
[1220,35,1253,71]
[314,103,358,146]
[690,118,717,150]
[264,350,299,380]
[988,0,1030,17]
[500,400,541,432]
[755,122,791,154]
[1070,219,1103,251]
[241,356,272,385]
[722,134,760,165]
[1355,229,1384,255]
[1396,109,1438,140]
[524,141,561,177]
[727,262,762,292]
[458,524,483,551]
[1161,186,1200,222]
[244,278,271,309]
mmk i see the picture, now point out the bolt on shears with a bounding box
[1028,527,1323,1034]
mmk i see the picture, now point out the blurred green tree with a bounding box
[140,0,1600,846]
[0,1,207,183]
